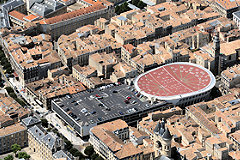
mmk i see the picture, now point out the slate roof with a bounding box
[22,116,41,127]
[53,150,72,160]
[28,125,62,150]
[29,0,65,17]
[162,128,172,140]
[153,120,172,140]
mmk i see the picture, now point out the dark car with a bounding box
[124,100,129,104]
[91,111,96,114]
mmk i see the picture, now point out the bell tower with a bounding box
[212,31,221,75]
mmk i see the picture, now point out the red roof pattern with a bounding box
[24,14,39,21]
[9,10,26,21]
[136,63,211,97]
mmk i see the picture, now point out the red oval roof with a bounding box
[136,63,212,97]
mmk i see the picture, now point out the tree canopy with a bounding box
[11,144,21,156]
[18,152,30,159]
[4,155,13,160]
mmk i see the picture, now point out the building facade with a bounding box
[28,125,64,160]
[0,123,28,154]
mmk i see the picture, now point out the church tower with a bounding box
[212,31,221,75]
[153,119,172,158]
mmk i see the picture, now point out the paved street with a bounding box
[0,65,29,107]
[46,113,86,146]
[9,77,48,114]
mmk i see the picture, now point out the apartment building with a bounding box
[22,116,41,128]
[195,34,240,75]
[0,0,26,29]
[26,0,67,18]
[1,33,62,86]
[8,9,40,27]
[233,11,240,29]
[221,64,240,92]
[72,64,112,88]
[9,10,27,27]
[110,62,138,82]
[26,74,86,109]
[57,32,121,69]
[140,91,240,159]
[205,135,233,159]
[210,0,240,18]
[89,52,117,79]
[0,123,28,154]
[38,0,114,40]
[229,130,240,151]
[0,95,30,128]
[89,119,166,160]
[121,41,190,73]
[28,125,64,160]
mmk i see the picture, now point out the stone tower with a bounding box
[212,31,221,75]
[153,119,172,158]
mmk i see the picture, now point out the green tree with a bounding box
[84,145,94,157]
[115,2,131,15]
[6,67,13,74]
[0,51,5,59]
[41,118,48,128]
[9,92,17,99]
[16,98,26,106]
[11,144,21,156]
[4,155,13,160]
[122,2,129,10]
[64,139,73,150]
[137,0,146,9]
[0,57,7,65]
[95,156,104,160]
[3,62,11,69]
[115,5,120,13]
[18,152,30,159]
[5,86,14,93]
[131,0,139,5]
[91,153,98,160]
[69,148,84,159]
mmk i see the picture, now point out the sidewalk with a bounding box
[46,113,86,146]
[9,78,48,114]
[23,147,42,160]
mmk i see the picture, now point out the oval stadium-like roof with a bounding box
[134,62,216,100]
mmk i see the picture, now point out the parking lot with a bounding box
[52,84,167,136]
[53,84,153,124]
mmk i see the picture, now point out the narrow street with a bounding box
[46,113,88,153]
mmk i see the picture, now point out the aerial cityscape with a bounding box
[0,0,239,159]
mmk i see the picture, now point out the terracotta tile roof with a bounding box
[187,105,221,134]
[115,143,143,159]
[9,10,26,21]
[24,14,39,22]
[0,123,27,137]
[215,0,240,10]
[123,44,135,54]
[41,4,106,24]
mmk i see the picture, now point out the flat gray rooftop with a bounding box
[53,84,164,125]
